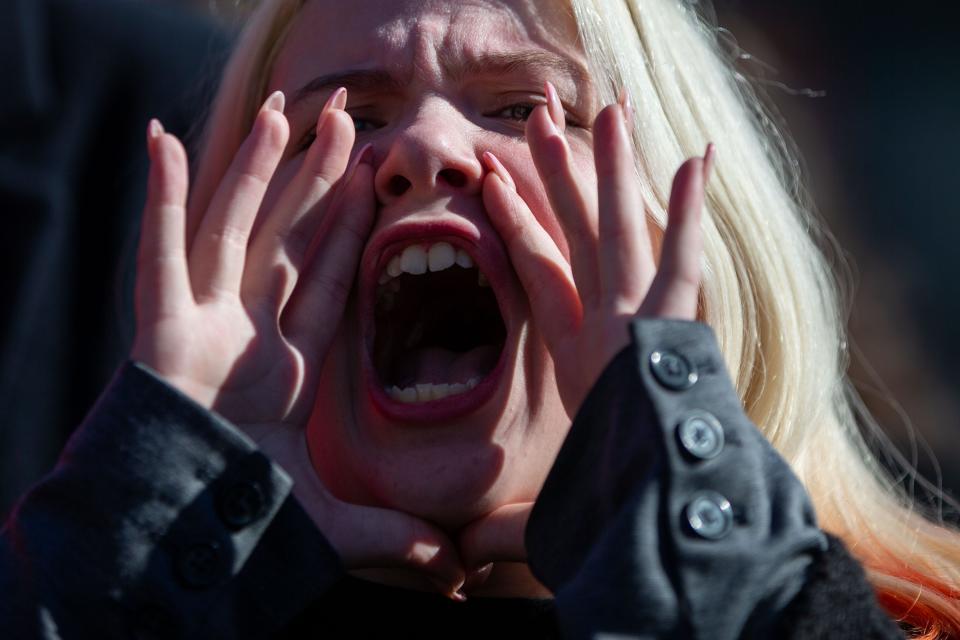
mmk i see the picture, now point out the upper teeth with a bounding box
[379,241,487,286]
[427,243,456,271]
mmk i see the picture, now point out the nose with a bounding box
[373,101,483,205]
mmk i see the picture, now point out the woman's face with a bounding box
[268,0,597,529]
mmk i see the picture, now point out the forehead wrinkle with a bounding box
[280,0,590,114]
[373,2,583,88]
[439,49,590,89]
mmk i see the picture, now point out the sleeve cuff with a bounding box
[527,319,828,639]
[10,361,342,638]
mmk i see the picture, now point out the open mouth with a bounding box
[371,240,508,409]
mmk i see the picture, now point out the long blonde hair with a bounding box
[194,1,960,635]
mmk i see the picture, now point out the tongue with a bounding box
[393,345,500,386]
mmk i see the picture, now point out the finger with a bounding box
[526,84,600,305]
[136,120,192,322]
[639,156,706,320]
[545,79,566,134]
[284,144,376,357]
[481,153,582,349]
[593,102,656,311]
[458,503,533,571]
[244,88,356,311]
[189,91,289,300]
[331,504,467,599]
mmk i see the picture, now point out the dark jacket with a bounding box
[0,319,905,639]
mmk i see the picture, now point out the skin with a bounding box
[133,0,711,600]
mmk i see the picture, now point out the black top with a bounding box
[280,576,560,639]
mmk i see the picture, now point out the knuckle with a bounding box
[601,294,643,317]
[233,168,271,193]
[659,263,701,291]
[306,170,336,192]
[204,223,249,251]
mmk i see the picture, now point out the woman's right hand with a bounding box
[132,90,465,597]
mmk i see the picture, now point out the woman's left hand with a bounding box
[483,84,713,417]
[461,86,713,583]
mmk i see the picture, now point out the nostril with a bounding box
[388,175,412,197]
[438,169,467,188]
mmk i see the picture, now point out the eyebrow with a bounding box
[289,69,406,113]
[288,50,590,114]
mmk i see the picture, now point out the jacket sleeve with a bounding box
[525,319,904,640]
[0,362,343,639]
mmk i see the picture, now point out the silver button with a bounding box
[649,350,698,390]
[685,491,733,540]
[676,411,724,460]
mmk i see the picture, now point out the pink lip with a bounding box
[358,219,514,423]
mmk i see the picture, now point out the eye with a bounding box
[486,101,583,129]
[352,116,380,133]
[295,114,383,153]
[491,103,536,122]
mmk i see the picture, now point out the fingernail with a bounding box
[461,563,494,592]
[146,120,165,153]
[429,577,467,602]
[147,118,164,141]
[317,87,348,134]
[544,81,565,133]
[482,151,516,192]
[703,142,716,182]
[618,88,634,127]
[326,86,348,112]
[261,90,286,114]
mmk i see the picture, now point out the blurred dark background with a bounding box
[713,0,960,516]
[1,0,957,519]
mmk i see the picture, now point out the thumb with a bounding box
[328,503,467,600]
[458,502,534,571]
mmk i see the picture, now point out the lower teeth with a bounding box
[386,378,480,404]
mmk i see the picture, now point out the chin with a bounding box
[307,208,568,530]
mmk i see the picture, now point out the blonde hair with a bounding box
[193,0,960,635]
